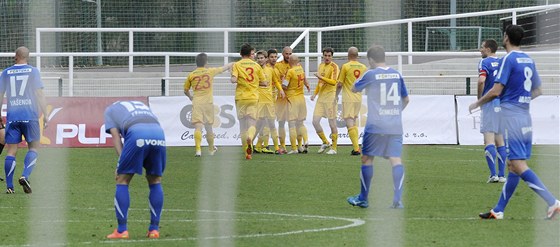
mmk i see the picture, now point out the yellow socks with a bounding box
[331,133,338,151]
[194,130,202,152]
[348,126,360,151]
[317,131,329,145]
[289,127,297,151]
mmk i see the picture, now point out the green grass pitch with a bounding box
[0,145,558,246]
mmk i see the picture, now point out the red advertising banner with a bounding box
[4,97,147,147]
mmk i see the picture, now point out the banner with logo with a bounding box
[31,97,147,147]
[149,95,457,147]
[456,95,559,145]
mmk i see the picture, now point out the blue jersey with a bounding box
[478,56,500,96]
[495,51,541,113]
[0,64,44,121]
[354,67,408,135]
[104,101,160,135]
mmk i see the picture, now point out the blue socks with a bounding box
[22,151,38,179]
[484,144,497,177]
[392,164,404,204]
[4,156,16,189]
[496,146,506,177]
[494,172,519,213]
[494,169,558,213]
[359,165,373,201]
[520,169,557,206]
[114,184,130,233]
[148,183,164,231]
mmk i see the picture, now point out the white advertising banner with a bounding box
[149,95,458,147]
[456,95,559,145]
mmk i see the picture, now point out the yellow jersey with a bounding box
[232,58,266,101]
[314,62,339,103]
[338,60,367,102]
[184,67,222,104]
[260,64,282,103]
[284,65,306,98]
[274,60,291,79]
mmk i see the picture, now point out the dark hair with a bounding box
[482,39,498,53]
[322,47,334,55]
[504,25,524,46]
[267,49,278,57]
[366,44,385,63]
[240,43,253,56]
[195,53,207,67]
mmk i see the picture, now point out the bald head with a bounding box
[288,54,299,66]
[348,47,359,60]
[15,46,30,64]
[282,46,292,62]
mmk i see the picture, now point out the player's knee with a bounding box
[146,175,162,184]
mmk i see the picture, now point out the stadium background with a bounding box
[0,0,555,68]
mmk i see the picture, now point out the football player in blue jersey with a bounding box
[346,45,409,209]
[470,25,560,220]
[0,46,49,194]
[477,39,507,183]
[104,100,166,239]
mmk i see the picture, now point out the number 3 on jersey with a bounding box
[380,82,400,106]
[9,75,29,97]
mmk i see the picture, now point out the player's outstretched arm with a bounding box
[221,62,235,72]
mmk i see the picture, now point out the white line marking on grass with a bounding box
[0,209,365,246]
[436,146,560,157]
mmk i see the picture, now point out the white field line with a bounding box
[0,209,365,246]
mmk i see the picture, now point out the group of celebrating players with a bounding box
[184,44,368,160]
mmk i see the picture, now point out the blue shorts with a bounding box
[501,112,532,160]
[480,101,501,134]
[362,132,403,158]
[5,120,41,144]
[117,123,167,176]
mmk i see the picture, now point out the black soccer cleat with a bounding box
[18,177,32,194]
[350,150,361,156]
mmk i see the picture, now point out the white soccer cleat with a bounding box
[318,144,330,154]
[208,147,217,156]
[195,150,202,157]
[287,150,299,155]
[487,175,499,183]
[326,149,337,155]
[546,200,560,220]
[498,176,506,183]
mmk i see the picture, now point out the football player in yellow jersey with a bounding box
[311,47,339,155]
[283,54,310,154]
[231,43,268,160]
[255,49,287,154]
[184,53,233,157]
[253,50,272,154]
[274,46,292,151]
[337,47,368,155]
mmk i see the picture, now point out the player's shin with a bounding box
[298,125,308,144]
[349,126,360,151]
[194,130,202,152]
[494,172,520,213]
[331,133,338,151]
[148,183,164,231]
[359,164,374,201]
[520,169,557,206]
[4,156,16,189]
[497,146,507,177]
[271,128,279,150]
[484,144,497,176]
[289,128,297,151]
[206,133,215,151]
[392,164,404,204]
[21,150,38,179]
[115,184,130,232]
[317,131,329,144]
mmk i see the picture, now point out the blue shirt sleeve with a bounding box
[400,77,409,98]
[495,55,511,86]
[104,106,117,134]
[353,70,373,92]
